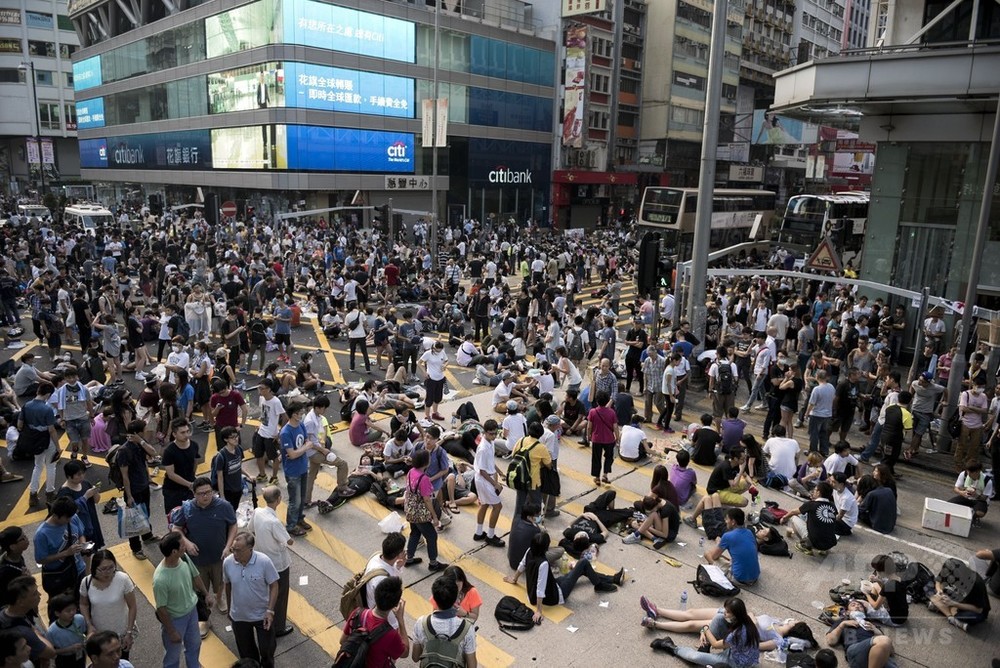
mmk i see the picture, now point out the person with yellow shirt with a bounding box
[510,422,552,519]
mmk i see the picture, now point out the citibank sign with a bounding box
[488,167,532,184]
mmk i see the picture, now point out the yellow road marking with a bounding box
[309,317,344,385]
[286,588,343,658]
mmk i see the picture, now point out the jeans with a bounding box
[747,374,768,406]
[161,606,201,668]
[349,337,370,371]
[285,473,306,530]
[673,645,733,667]
[30,441,57,494]
[556,558,611,600]
[406,521,439,563]
[514,488,542,521]
[233,619,276,668]
[0,299,18,326]
[591,442,614,478]
[861,422,884,460]
[809,415,832,455]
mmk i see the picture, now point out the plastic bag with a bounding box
[236,498,255,529]
[118,503,151,538]
[377,511,406,534]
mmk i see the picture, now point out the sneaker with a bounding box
[473,532,487,542]
[269,475,279,484]
[288,526,307,537]
[485,536,506,548]
[132,550,148,561]
[594,581,618,593]
[404,557,423,567]
[622,532,642,544]
[652,537,668,550]
[640,595,658,619]
[28,494,39,509]
[217,601,228,615]
[641,616,656,629]
[612,568,625,586]
[663,428,675,434]
[199,621,210,639]
[739,404,751,411]
[134,371,147,381]
[255,474,268,482]
[794,541,814,556]
[947,616,968,632]
[428,561,448,572]
[81,457,92,469]
[544,509,560,519]
[682,516,698,530]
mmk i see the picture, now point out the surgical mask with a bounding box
[172,345,182,352]
[534,515,544,524]
[849,611,866,623]
[777,358,788,367]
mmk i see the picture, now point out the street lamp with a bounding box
[18,60,46,195]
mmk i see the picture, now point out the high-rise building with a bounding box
[551,0,648,228]
[639,0,744,185]
[842,0,870,49]
[793,0,846,62]
[66,0,557,225]
[0,0,82,195]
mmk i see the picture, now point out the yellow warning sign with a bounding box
[805,238,843,273]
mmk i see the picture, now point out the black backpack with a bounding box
[716,362,735,395]
[332,609,392,668]
[105,443,127,490]
[494,595,536,632]
[567,328,585,361]
[689,564,741,597]
[505,438,538,491]
[901,562,935,603]
[170,314,190,342]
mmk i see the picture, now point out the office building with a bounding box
[0,0,82,195]
[66,0,557,225]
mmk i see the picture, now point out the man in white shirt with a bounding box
[164,338,190,386]
[254,380,286,484]
[492,371,516,412]
[473,419,505,546]
[419,341,448,421]
[362,533,406,629]
[249,486,295,638]
[619,414,655,462]
[830,473,859,536]
[301,396,346,509]
[762,425,799,481]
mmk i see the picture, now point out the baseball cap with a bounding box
[544,415,562,426]
[506,400,519,412]
[921,371,933,381]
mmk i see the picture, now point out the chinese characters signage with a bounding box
[284,63,413,118]
[385,176,430,190]
[72,56,102,92]
[284,0,415,63]
[0,9,21,24]
[75,97,105,129]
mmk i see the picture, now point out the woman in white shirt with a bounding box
[420,341,449,421]
[555,347,583,392]
[80,549,138,660]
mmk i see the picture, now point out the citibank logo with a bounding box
[387,141,408,163]
[113,142,144,165]
[488,166,532,184]
[98,144,107,159]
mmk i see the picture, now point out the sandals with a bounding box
[446,502,460,513]
[317,501,335,515]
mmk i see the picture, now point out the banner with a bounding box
[751,110,817,145]
[421,99,434,148]
[25,139,39,165]
[435,98,448,148]
[0,8,20,24]
[561,25,587,148]
[40,139,54,165]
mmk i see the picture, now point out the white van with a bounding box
[63,203,114,235]
[17,204,50,220]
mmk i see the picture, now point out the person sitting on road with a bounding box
[619,414,657,463]
[689,413,722,466]
[825,598,898,668]
[623,494,679,549]
[927,557,991,632]
[348,399,390,448]
[556,388,588,437]
[779,481,839,556]
[788,452,827,498]
[703,508,760,587]
[856,474,897,535]
[648,596,761,667]
[670,450,698,508]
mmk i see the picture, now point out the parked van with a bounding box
[63,203,114,235]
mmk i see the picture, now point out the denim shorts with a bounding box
[65,418,92,442]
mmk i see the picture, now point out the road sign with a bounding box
[221,200,237,218]
[804,237,843,273]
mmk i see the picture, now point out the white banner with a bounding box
[435,98,448,148]
[421,99,434,148]
[25,138,40,165]
[41,138,54,165]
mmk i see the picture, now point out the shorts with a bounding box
[845,638,897,668]
[912,411,933,436]
[253,433,279,460]
[425,377,445,405]
[712,392,735,418]
[273,332,291,347]
[475,476,502,506]
[64,418,92,442]
[197,562,223,593]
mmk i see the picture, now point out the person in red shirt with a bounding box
[210,377,248,448]
[340,575,408,667]
[384,261,400,301]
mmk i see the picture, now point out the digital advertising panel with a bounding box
[284,0,415,63]
[211,126,288,170]
[208,64,285,114]
[79,138,108,168]
[75,97,105,129]
[285,126,414,172]
[72,56,102,92]
[561,25,586,148]
[105,131,212,169]
[284,62,414,118]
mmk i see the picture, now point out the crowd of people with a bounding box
[0,196,996,668]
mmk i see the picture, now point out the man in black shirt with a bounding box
[623,318,648,394]
[928,557,992,631]
[780,481,838,555]
[0,528,30,608]
[690,414,722,466]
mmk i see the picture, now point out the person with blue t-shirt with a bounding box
[34,496,88,601]
[273,299,293,365]
[704,508,760,586]
[279,403,312,537]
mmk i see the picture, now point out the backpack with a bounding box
[752,523,792,558]
[900,561,935,603]
[209,451,229,490]
[12,427,49,460]
[332,608,392,668]
[248,318,267,345]
[689,563,741,597]
[170,314,190,342]
[419,616,472,668]
[105,443,127,490]
[567,328,585,361]
[716,362,735,395]
[494,595,536,632]
[505,438,539,491]
[339,562,388,619]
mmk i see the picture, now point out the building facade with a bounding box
[0,0,82,196]
[67,0,556,225]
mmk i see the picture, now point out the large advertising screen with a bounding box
[211,126,288,170]
[208,64,285,114]
[284,63,413,118]
[561,25,586,148]
[285,126,414,172]
[79,139,107,168]
[103,131,212,169]
[284,0,415,63]
[75,98,105,130]
[751,110,818,145]
[73,56,102,92]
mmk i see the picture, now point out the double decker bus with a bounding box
[637,187,778,261]
[775,192,870,266]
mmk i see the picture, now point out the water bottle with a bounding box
[451,415,458,429]
[699,537,705,548]
[774,637,789,663]
[680,590,688,611]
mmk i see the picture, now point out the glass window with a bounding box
[521,46,539,84]
[486,38,505,77]
[538,50,555,87]
[901,143,968,225]
[57,14,74,31]
[28,41,55,57]
[205,0,277,59]
[64,103,77,130]
[35,70,54,85]
[507,43,524,81]
[58,43,78,59]
[0,69,22,83]
[64,71,73,87]
[39,102,60,129]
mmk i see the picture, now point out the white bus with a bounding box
[776,192,869,266]
[637,187,778,261]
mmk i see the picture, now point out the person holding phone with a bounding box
[57,460,106,553]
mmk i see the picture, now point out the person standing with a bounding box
[249,486,295,639]
[472,419,505,548]
[53,367,94,468]
[34,496,88,602]
[954,381,988,471]
[153,532,211,668]
[279,402,312,537]
[19,381,59,509]
[84,630,135,668]
[623,317,648,394]
[119,420,161,560]
[253,379,285,485]
[302,395,347,510]
[641,344,666,424]
[223,533,279,668]
[805,370,835,456]
[420,341,449,422]
[161,418,199,519]
[412,577,477,668]
[587,391,619,487]
[403,449,448,573]
[345,302,371,373]
[0,576,57,665]
[213,427,249,511]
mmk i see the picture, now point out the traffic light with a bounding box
[637,231,660,294]
[204,193,219,226]
[657,258,674,288]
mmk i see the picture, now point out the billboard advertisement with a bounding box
[104,131,212,169]
[79,138,108,168]
[285,126,414,172]
[72,56,102,92]
[751,110,817,145]
[284,63,413,117]
[75,97,105,129]
[284,0,415,63]
[211,126,288,170]
[208,64,285,114]
[831,137,877,176]
[561,24,587,149]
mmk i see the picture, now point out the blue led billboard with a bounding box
[284,0,415,63]
[104,131,212,169]
[72,56,102,92]
[285,126,414,173]
[75,98,105,130]
[79,138,108,168]
[284,63,413,118]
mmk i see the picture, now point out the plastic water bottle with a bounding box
[774,637,789,663]
[680,590,688,611]
[699,537,705,548]
[451,415,458,429]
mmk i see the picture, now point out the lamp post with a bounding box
[18,60,45,195]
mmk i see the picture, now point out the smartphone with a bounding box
[81,542,95,555]
[93,481,103,489]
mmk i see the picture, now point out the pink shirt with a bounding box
[587,406,617,444]
[407,469,433,497]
